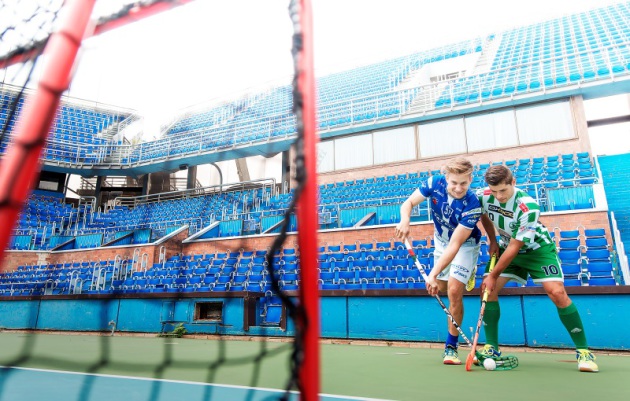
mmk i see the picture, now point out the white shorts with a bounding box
[433,236,480,285]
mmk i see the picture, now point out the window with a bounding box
[516,101,574,144]
[334,133,373,170]
[373,126,415,164]
[38,180,60,191]
[194,302,223,321]
[317,140,334,173]
[465,110,518,152]
[418,118,467,157]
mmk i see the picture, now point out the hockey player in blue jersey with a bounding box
[395,157,482,364]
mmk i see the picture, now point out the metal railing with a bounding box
[4,41,623,170]
[98,217,204,243]
[113,178,276,208]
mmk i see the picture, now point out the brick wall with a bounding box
[0,251,45,273]
[539,210,612,245]
[0,227,190,273]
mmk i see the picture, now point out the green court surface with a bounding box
[0,332,628,401]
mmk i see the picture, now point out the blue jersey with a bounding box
[419,175,482,244]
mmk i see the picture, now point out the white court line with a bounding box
[0,366,396,401]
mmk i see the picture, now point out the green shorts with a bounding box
[489,243,564,285]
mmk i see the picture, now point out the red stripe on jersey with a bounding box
[519,202,529,212]
[484,189,492,195]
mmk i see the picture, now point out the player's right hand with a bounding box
[425,274,439,295]
[481,274,496,295]
[488,242,499,259]
[394,221,409,239]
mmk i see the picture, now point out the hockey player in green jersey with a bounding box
[477,165,598,373]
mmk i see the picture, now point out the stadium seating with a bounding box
[7,152,600,250]
[3,219,621,297]
[1,3,628,170]
[2,1,626,294]
[2,4,630,168]
[0,89,126,166]
[437,4,630,107]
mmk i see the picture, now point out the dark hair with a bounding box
[484,165,514,186]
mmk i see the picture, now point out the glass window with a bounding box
[334,133,373,170]
[418,118,467,157]
[373,126,415,164]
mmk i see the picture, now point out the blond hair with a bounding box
[442,157,473,176]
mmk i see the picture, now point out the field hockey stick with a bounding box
[403,239,475,348]
[465,253,496,371]
[405,240,518,370]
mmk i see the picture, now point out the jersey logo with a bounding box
[519,203,529,212]
[461,207,481,217]
[432,198,438,205]
[484,189,492,195]
[441,203,454,219]
[488,204,514,218]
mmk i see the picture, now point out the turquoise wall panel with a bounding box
[346,296,526,344]
[348,297,439,341]
[0,294,627,349]
[261,215,283,232]
[36,299,119,331]
[0,300,40,329]
[523,294,630,349]
[117,299,164,332]
[471,296,525,346]
[320,297,347,338]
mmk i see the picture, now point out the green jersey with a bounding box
[477,187,554,252]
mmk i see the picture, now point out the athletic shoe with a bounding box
[576,349,599,372]
[473,344,501,365]
[443,345,462,365]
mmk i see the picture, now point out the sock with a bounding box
[445,332,459,349]
[558,303,588,350]
[483,301,500,349]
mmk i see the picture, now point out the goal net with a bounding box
[0,1,320,400]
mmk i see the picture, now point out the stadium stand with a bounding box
[7,152,601,250]
[3,4,630,170]
[598,154,630,278]
[0,86,128,166]
[2,2,627,308]
[2,220,621,298]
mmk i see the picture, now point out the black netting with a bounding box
[0,1,313,400]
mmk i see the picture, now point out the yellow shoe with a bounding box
[576,349,599,372]
[466,266,477,291]
[443,345,462,365]
[473,344,501,365]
